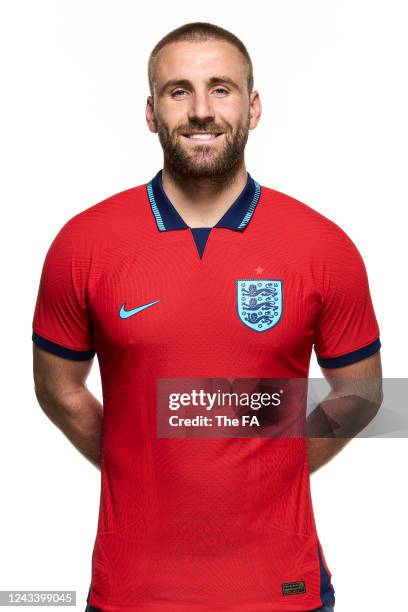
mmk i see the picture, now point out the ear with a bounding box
[146,96,158,134]
[249,90,262,131]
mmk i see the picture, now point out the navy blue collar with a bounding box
[146,170,261,232]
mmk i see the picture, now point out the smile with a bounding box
[182,132,223,141]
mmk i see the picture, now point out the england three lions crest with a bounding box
[237,280,283,332]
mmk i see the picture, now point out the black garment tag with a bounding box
[282,581,306,595]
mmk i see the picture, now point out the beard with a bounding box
[155,114,250,180]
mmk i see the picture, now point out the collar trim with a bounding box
[236,180,261,230]
[146,181,166,231]
[146,170,262,232]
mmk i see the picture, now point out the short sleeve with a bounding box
[32,220,96,361]
[313,229,381,368]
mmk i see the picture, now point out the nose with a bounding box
[187,91,215,123]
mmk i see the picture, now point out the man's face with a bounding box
[146,40,261,178]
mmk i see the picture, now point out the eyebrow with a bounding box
[158,76,241,96]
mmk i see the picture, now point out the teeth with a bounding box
[188,133,217,140]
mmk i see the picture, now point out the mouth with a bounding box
[181,132,224,142]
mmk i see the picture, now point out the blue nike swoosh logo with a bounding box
[119,300,160,319]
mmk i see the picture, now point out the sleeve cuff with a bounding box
[316,338,381,369]
[32,332,96,361]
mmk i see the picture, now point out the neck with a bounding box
[161,160,248,228]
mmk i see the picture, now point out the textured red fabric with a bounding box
[32,182,380,611]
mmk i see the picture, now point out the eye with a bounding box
[213,87,229,96]
[171,89,187,98]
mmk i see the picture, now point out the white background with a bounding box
[0,1,407,610]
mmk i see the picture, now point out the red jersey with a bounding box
[32,171,380,611]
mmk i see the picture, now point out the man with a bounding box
[32,22,382,612]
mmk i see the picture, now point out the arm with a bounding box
[307,350,383,474]
[33,344,103,470]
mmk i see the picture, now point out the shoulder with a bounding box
[40,183,149,294]
[59,183,147,235]
[47,183,149,254]
[259,184,363,262]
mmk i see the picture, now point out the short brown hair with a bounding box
[148,22,254,96]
